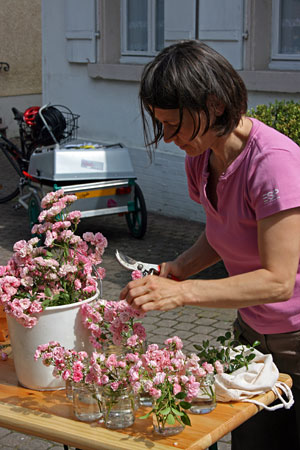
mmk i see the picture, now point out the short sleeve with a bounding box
[248,145,300,220]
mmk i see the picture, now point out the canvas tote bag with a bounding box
[215,346,294,411]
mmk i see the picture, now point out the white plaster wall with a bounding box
[41,0,206,222]
[41,0,300,223]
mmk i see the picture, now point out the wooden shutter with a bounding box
[164,0,196,46]
[64,0,97,63]
[198,0,244,70]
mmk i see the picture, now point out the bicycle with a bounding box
[0,104,147,238]
[0,104,78,204]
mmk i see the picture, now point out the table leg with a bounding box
[63,446,82,450]
[209,443,218,450]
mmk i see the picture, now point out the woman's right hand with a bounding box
[159,260,184,280]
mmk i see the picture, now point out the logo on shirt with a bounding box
[262,188,280,204]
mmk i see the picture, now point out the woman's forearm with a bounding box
[181,267,294,309]
[174,230,221,279]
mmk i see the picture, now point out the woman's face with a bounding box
[153,107,218,156]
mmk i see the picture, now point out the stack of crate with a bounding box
[0,306,8,341]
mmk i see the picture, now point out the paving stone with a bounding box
[189,333,212,344]
[210,329,232,338]
[158,309,185,319]
[216,441,231,450]
[196,309,221,319]
[171,329,195,340]
[155,319,178,328]
[147,334,169,345]
[216,321,235,330]
[172,321,197,331]
[176,313,202,323]
[17,437,55,450]
[142,323,157,333]
[0,429,11,439]
[220,432,232,443]
[183,341,199,353]
[0,432,33,447]
[141,316,161,325]
[189,325,215,335]
[195,317,218,326]
[150,327,177,336]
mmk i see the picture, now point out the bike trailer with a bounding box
[26,139,147,238]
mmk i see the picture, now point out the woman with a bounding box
[120,40,300,449]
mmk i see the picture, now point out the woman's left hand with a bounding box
[119,275,185,312]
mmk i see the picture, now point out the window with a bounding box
[87,0,300,92]
[270,0,300,69]
[121,0,164,62]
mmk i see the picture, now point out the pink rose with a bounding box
[173,383,182,395]
[131,270,143,280]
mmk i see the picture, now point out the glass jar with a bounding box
[72,383,102,422]
[152,413,185,436]
[65,379,73,401]
[139,390,153,407]
[102,385,135,429]
[190,373,216,414]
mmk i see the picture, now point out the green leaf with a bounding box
[179,401,191,410]
[181,413,191,426]
[171,407,184,416]
[193,344,202,350]
[166,414,176,425]
[160,407,170,415]
[175,392,186,399]
[139,412,152,420]
[44,287,52,297]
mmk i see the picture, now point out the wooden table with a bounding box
[0,359,292,450]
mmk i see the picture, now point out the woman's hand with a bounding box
[119,275,185,312]
[159,260,184,280]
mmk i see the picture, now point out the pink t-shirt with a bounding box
[185,118,300,334]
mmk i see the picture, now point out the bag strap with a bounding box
[242,382,294,411]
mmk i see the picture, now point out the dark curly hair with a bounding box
[139,40,248,151]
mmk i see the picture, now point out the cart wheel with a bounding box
[28,194,41,235]
[126,183,147,238]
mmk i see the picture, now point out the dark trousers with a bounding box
[231,313,300,450]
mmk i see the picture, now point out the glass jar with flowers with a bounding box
[72,383,102,422]
[192,331,260,413]
[81,298,146,355]
[0,189,107,390]
[139,336,201,436]
[35,341,103,421]
[88,350,143,429]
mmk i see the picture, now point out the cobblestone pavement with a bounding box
[0,197,235,449]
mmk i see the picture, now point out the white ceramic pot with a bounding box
[6,291,98,391]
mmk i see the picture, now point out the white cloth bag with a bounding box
[215,346,294,411]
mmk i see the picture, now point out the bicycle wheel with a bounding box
[0,145,21,203]
[28,193,41,234]
[125,183,147,238]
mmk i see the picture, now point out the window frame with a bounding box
[270,0,300,70]
[120,0,163,63]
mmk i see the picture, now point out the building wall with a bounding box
[0,0,42,136]
[41,0,300,222]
